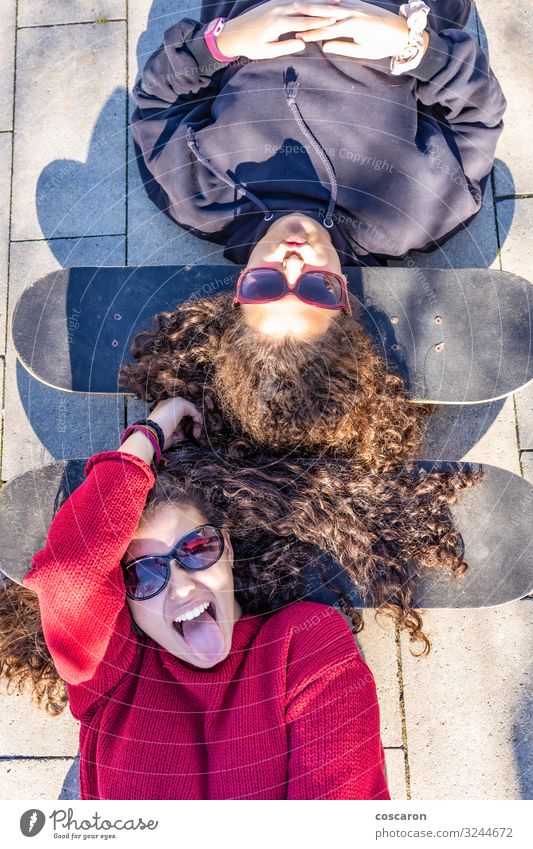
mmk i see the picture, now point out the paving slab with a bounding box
[19,1,126,28]
[0,686,79,758]
[400,601,533,800]
[422,396,520,474]
[515,384,533,451]
[12,22,126,241]
[2,237,126,481]
[497,198,533,280]
[521,451,533,485]
[0,757,76,800]
[0,1,16,131]
[476,1,533,196]
[384,748,408,800]
[0,132,11,355]
[126,397,149,424]
[356,613,403,748]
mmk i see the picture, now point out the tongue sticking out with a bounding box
[181,607,225,660]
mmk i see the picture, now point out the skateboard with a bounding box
[1,459,531,609]
[11,265,533,405]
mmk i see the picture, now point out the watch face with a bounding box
[206,18,225,37]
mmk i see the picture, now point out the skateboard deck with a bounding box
[11,265,533,405]
[1,460,531,609]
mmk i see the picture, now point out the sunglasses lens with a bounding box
[240,268,285,301]
[123,556,168,599]
[176,526,223,571]
[299,272,343,306]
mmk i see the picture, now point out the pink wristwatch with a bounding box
[204,17,237,63]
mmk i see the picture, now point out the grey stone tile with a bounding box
[476,1,533,196]
[126,397,149,423]
[0,132,11,355]
[0,757,77,799]
[19,1,126,28]
[497,198,533,280]
[0,685,79,757]
[521,451,533,484]
[401,601,533,800]
[356,613,403,748]
[384,748,407,800]
[516,382,533,451]
[0,1,16,131]
[12,22,126,241]
[422,396,520,474]
[2,237,126,481]
[389,181,499,270]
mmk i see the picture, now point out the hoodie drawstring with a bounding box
[283,71,337,229]
[186,126,273,221]
[185,68,337,228]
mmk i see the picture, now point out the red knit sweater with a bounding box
[24,451,390,800]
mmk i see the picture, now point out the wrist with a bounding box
[118,430,156,466]
[205,17,238,62]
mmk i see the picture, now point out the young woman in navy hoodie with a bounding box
[132,0,505,266]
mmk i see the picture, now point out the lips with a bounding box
[171,600,217,637]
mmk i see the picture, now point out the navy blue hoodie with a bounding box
[131,0,506,264]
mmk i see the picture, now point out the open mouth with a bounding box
[171,601,217,638]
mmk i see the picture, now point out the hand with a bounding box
[294,0,414,60]
[216,0,345,60]
[149,397,203,449]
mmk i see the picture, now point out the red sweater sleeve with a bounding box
[284,605,390,800]
[23,452,154,693]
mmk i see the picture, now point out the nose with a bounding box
[166,560,197,598]
[283,253,304,288]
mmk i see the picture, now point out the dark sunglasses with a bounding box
[122,525,225,600]
[233,266,351,315]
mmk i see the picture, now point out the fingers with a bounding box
[296,20,351,40]
[283,14,338,30]
[322,39,368,57]
[292,3,353,19]
[264,38,307,57]
[178,399,203,437]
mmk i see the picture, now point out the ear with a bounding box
[222,528,234,565]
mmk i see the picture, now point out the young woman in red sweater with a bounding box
[21,396,390,800]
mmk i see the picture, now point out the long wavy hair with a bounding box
[0,444,476,715]
[119,293,422,469]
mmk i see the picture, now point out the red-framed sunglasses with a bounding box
[233,266,351,315]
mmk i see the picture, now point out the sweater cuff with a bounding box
[408,30,451,80]
[84,450,155,486]
[188,24,231,76]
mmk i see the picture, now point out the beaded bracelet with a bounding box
[136,419,165,453]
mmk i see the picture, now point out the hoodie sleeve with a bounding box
[131,18,232,234]
[410,28,506,211]
[23,452,155,693]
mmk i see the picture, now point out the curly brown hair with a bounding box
[119,293,422,469]
[0,444,477,715]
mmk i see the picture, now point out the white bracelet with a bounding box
[390,1,430,76]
